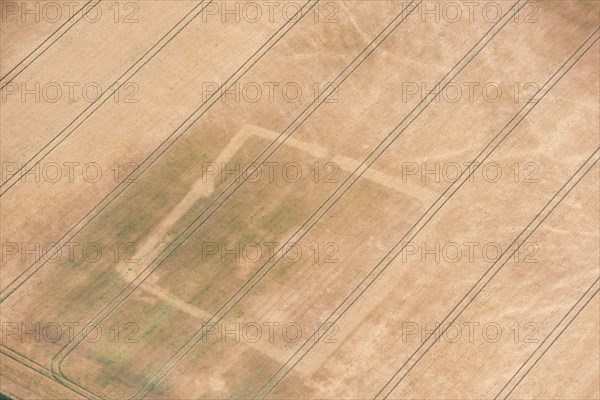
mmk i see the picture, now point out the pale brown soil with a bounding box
[0,1,598,399]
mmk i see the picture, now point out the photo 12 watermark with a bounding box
[402,1,540,24]
[0,321,140,344]
[199,1,340,24]
[1,161,140,185]
[401,81,542,104]
[1,81,139,104]
[200,320,339,344]
[0,1,140,24]
[199,241,339,264]
[400,320,540,344]
[400,241,539,264]
[398,161,540,185]
[200,80,339,104]
[201,161,340,185]
[1,241,139,264]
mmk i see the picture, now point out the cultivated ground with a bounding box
[0,0,598,399]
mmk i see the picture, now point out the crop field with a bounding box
[0,0,599,399]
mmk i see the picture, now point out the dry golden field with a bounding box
[0,0,599,399]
